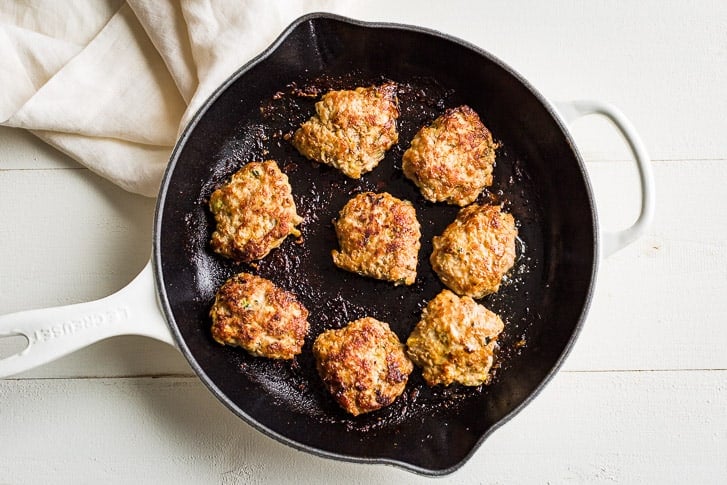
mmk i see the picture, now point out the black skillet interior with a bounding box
[155,13,597,475]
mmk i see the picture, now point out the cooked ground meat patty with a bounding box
[312,317,413,416]
[209,160,303,262]
[406,289,504,387]
[292,83,400,179]
[402,105,498,206]
[331,191,421,286]
[430,204,517,298]
[210,272,309,360]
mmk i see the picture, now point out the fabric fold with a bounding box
[128,0,197,104]
[7,3,185,146]
[1,0,350,196]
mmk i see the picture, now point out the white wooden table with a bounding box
[1,2,725,483]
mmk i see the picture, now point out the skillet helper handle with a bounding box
[0,261,174,378]
[555,100,655,258]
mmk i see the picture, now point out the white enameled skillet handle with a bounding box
[0,261,175,378]
[555,100,655,258]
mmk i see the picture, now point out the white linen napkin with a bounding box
[0,0,350,196]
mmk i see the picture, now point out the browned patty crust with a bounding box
[210,272,309,360]
[406,289,504,386]
[331,191,421,286]
[292,83,400,178]
[209,160,303,262]
[402,105,498,206]
[312,317,413,416]
[430,204,517,298]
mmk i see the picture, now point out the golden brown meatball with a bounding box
[430,204,517,298]
[406,289,504,387]
[292,83,400,179]
[210,272,309,360]
[312,317,413,416]
[209,160,303,262]
[331,192,421,286]
[402,105,498,206]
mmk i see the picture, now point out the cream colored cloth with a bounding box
[0,0,349,196]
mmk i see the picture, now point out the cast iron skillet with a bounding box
[0,12,653,474]
[155,13,597,475]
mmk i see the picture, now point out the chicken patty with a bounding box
[209,160,303,262]
[312,317,413,416]
[332,192,421,286]
[402,105,498,206]
[210,272,309,360]
[430,204,517,298]
[292,83,399,179]
[406,289,504,387]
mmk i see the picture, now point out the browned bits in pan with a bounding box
[210,272,309,360]
[206,75,526,423]
[209,160,303,262]
[406,289,504,387]
[402,105,498,206]
[313,317,413,416]
[291,83,400,179]
[431,204,517,298]
[331,191,421,286]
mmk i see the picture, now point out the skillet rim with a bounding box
[152,11,600,476]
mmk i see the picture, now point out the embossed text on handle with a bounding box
[28,306,130,344]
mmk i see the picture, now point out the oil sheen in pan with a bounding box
[183,73,545,431]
